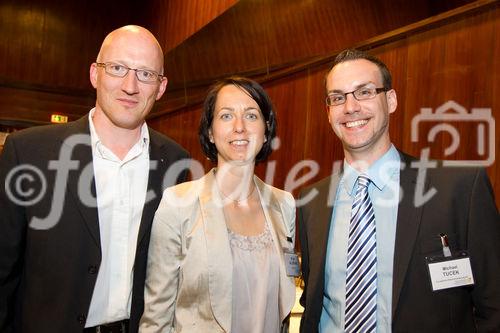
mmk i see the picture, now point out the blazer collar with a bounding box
[391,151,426,318]
[313,151,425,320]
[198,170,296,329]
[198,170,233,332]
[307,174,340,309]
[60,116,170,249]
[255,177,296,322]
[136,128,172,246]
[61,116,100,247]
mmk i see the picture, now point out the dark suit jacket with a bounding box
[298,152,500,332]
[0,116,189,333]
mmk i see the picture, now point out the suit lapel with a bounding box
[63,117,100,247]
[136,130,171,246]
[310,175,339,297]
[255,177,296,322]
[199,171,233,332]
[392,154,425,318]
[63,120,172,250]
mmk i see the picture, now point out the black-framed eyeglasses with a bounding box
[96,62,164,83]
[326,86,389,106]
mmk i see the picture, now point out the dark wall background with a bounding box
[0,0,497,207]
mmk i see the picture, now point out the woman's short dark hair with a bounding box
[199,76,277,164]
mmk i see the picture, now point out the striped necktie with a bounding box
[345,175,377,332]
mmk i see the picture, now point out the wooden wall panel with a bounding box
[0,0,496,206]
[298,66,345,164]
[163,0,434,89]
[0,0,138,90]
[398,7,499,201]
[150,4,500,208]
[0,0,475,126]
[0,85,93,124]
[0,0,239,125]
[371,43,410,151]
[254,70,322,192]
[0,0,148,124]
[149,105,210,174]
[0,1,45,83]
[143,0,239,52]
[400,11,497,159]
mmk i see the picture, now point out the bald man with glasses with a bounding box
[0,25,189,333]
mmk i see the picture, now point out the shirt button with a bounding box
[88,265,98,274]
[77,314,86,324]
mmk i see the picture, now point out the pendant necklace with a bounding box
[219,184,256,207]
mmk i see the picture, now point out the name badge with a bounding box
[426,251,474,291]
[284,251,300,277]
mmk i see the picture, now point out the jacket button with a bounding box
[77,314,86,324]
[88,265,97,274]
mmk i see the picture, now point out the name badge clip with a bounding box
[426,236,474,292]
[283,248,300,277]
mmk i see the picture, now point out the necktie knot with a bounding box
[357,175,371,189]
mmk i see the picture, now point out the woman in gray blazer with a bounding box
[140,77,296,333]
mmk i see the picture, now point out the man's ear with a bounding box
[156,77,168,100]
[326,105,333,125]
[90,63,98,89]
[387,89,397,114]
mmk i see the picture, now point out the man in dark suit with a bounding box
[298,49,499,332]
[0,25,189,332]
